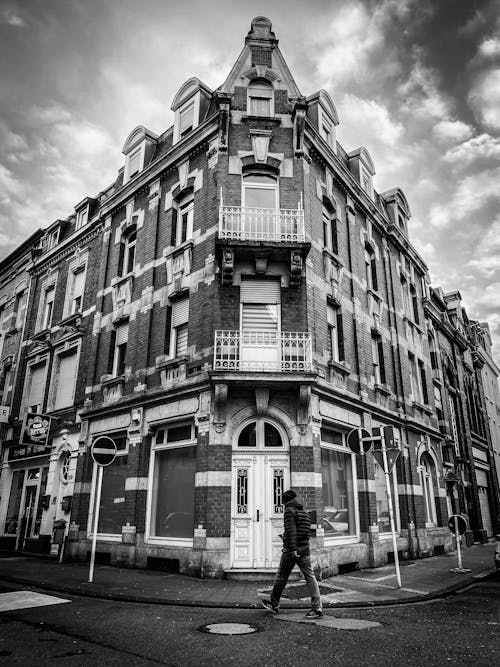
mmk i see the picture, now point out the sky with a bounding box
[1,0,500,358]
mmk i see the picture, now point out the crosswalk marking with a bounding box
[0,591,70,612]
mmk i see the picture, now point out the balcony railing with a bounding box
[219,205,305,243]
[214,330,312,373]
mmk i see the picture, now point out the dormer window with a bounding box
[307,90,339,151]
[46,229,59,250]
[75,207,88,230]
[172,77,212,145]
[360,164,373,198]
[128,148,141,178]
[321,117,333,147]
[348,147,376,201]
[122,126,158,184]
[179,102,195,138]
[248,80,273,117]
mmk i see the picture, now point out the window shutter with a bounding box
[28,363,46,411]
[116,322,129,345]
[170,208,178,247]
[240,278,281,303]
[172,297,189,327]
[241,303,278,331]
[54,350,77,409]
[336,310,345,361]
[73,270,85,300]
[175,323,188,355]
[327,304,336,325]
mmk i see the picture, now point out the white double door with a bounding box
[231,453,290,569]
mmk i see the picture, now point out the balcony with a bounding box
[213,330,312,373]
[218,205,305,243]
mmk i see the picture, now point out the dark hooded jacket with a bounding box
[282,498,311,552]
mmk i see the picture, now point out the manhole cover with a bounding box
[200,623,259,635]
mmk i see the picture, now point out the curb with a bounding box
[1,569,495,610]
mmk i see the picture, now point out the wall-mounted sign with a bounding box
[20,412,52,447]
[0,405,10,423]
[8,441,52,461]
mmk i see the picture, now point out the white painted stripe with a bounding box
[195,471,232,487]
[290,472,322,488]
[0,591,70,613]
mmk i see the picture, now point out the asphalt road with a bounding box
[1,573,499,666]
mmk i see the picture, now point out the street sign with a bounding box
[347,428,372,455]
[0,405,10,423]
[90,436,117,467]
[372,448,400,472]
[448,514,467,535]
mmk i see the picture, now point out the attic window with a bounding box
[179,102,194,138]
[47,229,59,250]
[128,148,142,179]
[360,164,373,199]
[75,206,89,231]
[248,80,273,117]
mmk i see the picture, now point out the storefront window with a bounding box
[97,437,128,535]
[320,429,357,538]
[149,423,197,540]
[4,470,25,534]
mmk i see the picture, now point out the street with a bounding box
[0,572,499,666]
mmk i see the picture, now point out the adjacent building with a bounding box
[0,17,498,575]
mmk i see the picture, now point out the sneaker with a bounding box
[304,609,323,619]
[261,598,279,614]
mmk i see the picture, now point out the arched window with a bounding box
[237,420,284,449]
[243,173,278,210]
[248,79,273,117]
[419,452,438,525]
[59,450,71,485]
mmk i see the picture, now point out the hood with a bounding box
[286,498,303,510]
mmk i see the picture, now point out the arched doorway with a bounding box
[230,418,290,569]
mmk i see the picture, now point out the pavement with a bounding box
[0,542,498,610]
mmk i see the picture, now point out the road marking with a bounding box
[0,591,70,613]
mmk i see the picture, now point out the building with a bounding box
[1,17,498,576]
[0,197,104,554]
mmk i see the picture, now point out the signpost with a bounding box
[88,436,117,583]
[347,425,402,589]
[448,514,471,574]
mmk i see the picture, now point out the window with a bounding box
[179,102,194,138]
[1,366,12,404]
[411,284,420,324]
[237,420,284,448]
[119,230,137,277]
[418,360,429,404]
[243,173,278,209]
[248,80,273,117]
[448,395,460,453]
[169,297,189,357]
[23,360,48,413]
[46,229,59,250]
[4,470,24,534]
[408,353,421,402]
[365,248,378,292]
[49,346,78,410]
[59,451,71,484]
[110,322,128,377]
[75,207,89,231]
[372,335,386,385]
[434,385,445,433]
[360,164,373,198]
[327,303,344,363]
[149,423,197,540]
[322,207,338,255]
[0,305,6,332]
[97,436,128,535]
[39,285,55,330]
[128,148,141,178]
[320,429,357,539]
[419,452,438,525]
[65,268,86,316]
[321,118,333,147]
[14,290,27,330]
[374,459,399,534]
[175,197,193,246]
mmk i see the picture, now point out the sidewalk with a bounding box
[0,542,497,609]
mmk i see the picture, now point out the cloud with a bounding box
[466,215,500,279]
[443,133,500,165]
[469,68,500,129]
[433,120,473,143]
[399,60,451,119]
[478,36,500,58]
[0,7,26,28]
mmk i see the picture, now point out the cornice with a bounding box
[31,223,103,276]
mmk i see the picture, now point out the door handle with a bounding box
[256,509,260,522]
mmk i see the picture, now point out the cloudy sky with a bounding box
[1,0,500,357]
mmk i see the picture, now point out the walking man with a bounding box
[261,489,323,618]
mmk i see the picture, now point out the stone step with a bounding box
[224,568,301,582]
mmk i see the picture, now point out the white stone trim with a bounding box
[195,471,232,487]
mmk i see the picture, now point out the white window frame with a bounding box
[318,104,336,150]
[176,197,194,246]
[37,283,56,332]
[146,422,197,546]
[169,297,189,358]
[247,80,274,117]
[88,435,129,541]
[121,230,137,277]
[327,304,339,362]
[372,335,382,385]
[48,343,80,411]
[124,143,145,183]
[21,357,49,414]
[14,290,27,330]
[360,164,373,199]
[320,429,359,545]
[64,266,87,318]
[173,93,201,144]
[46,229,59,250]
[419,452,438,526]
[242,173,279,210]
[75,206,89,231]
[112,323,128,377]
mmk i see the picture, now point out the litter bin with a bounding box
[52,519,66,545]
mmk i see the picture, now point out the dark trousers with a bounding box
[270,546,322,611]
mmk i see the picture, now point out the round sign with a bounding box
[347,428,372,455]
[91,436,117,466]
[448,514,467,535]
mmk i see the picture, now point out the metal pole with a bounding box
[454,515,463,570]
[88,464,103,584]
[381,432,402,588]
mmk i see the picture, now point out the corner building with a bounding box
[67,17,452,577]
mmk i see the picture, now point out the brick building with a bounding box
[1,17,498,574]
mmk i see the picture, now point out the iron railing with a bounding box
[218,205,305,243]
